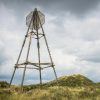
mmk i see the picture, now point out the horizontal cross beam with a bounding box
[15,65,53,70]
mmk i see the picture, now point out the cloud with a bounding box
[47,10,100,63]
[0,3,24,75]
[0,42,8,66]
[0,1,100,84]
[1,0,100,17]
[43,7,100,82]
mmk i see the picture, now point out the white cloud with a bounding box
[43,8,100,82]
[0,3,100,84]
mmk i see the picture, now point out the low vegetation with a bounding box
[0,74,100,100]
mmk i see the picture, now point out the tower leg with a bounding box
[52,66,58,81]
[43,34,58,82]
[37,38,42,85]
[37,11,58,84]
[39,68,42,84]
[36,11,42,85]
[21,34,32,90]
[9,34,27,87]
[9,68,16,87]
[37,40,42,85]
[21,65,27,89]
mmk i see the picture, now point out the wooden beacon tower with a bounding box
[9,8,57,88]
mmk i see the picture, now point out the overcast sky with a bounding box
[0,0,100,84]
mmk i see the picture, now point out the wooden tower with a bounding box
[9,8,57,88]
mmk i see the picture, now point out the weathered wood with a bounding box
[10,8,58,91]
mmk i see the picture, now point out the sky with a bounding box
[0,0,100,85]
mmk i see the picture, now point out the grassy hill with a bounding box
[0,74,100,100]
[23,74,95,90]
[47,74,94,86]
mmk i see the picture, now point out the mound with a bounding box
[0,74,95,89]
[48,74,94,87]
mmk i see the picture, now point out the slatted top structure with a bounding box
[26,8,45,30]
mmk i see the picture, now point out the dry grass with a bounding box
[0,86,100,100]
[0,74,100,100]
